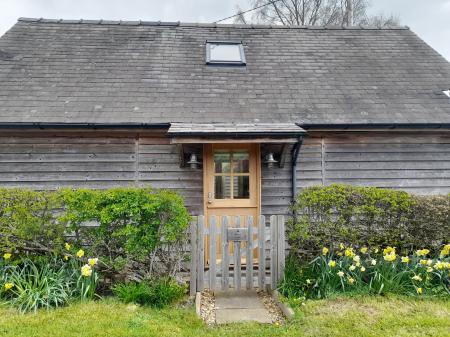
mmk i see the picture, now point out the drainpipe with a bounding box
[291,136,304,202]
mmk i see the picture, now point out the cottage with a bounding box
[1,18,449,291]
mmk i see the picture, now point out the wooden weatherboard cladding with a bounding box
[0,131,449,216]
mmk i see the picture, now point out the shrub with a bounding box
[59,188,191,281]
[279,244,450,300]
[0,188,65,255]
[112,277,186,308]
[289,184,450,259]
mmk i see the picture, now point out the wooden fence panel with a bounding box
[246,216,254,290]
[258,215,266,290]
[209,216,217,290]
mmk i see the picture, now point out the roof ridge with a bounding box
[17,17,410,30]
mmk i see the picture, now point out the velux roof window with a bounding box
[206,41,246,65]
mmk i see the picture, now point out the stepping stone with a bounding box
[214,290,272,324]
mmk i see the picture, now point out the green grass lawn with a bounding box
[0,296,449,337]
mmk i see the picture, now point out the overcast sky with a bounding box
[0,0,449,61]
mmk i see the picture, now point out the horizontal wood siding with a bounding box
[0,132,203,215]
[262,132,450,215]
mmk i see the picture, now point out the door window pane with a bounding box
[215,176,231,199]
[214,152,231,173]
[233,176,250,199]
[232,152,249,173]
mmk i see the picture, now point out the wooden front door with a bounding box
[204,143,260,222]
[203,143,261,264]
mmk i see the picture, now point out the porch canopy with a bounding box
[168,123,306,144]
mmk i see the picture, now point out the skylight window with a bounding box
[443,90,450,98]
[206,41,246,65]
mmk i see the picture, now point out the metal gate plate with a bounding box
[227,227,248,241]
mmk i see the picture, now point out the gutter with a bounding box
[298,123,450,130]
[0,122,170,130]
[291,136,304,202]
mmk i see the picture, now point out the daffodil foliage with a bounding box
[279,244,450,300]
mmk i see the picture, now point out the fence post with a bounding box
[190,217,198,296]
[209,216,217,290]
[197,215,205,291]
[270,215,278,290]
[234,216,241,290]
[277,215,286,282]
[221,216,230,291]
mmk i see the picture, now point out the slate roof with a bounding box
[0,18,450,126]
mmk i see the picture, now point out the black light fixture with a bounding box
[187,153,200,169]
[264,153,278,169]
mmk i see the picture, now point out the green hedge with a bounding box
[288,184,450,259]
[0,187,191,282]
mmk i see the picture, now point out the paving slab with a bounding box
[214,290,272,324]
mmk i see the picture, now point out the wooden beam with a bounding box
[170,137,299,144]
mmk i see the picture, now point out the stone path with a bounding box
[214,290,273,324]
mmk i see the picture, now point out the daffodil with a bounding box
[306,279,312,285]
[349,265,356,271]
[416,249,430,257]
[360,266,366,272]
[322,247,329,255]
[3,283,14,291]
[3,253,11,260]
[347,277,355,285]
[416,287,423,295]
[328,260,336,268]
[370,259,377,266]
[355,262,361,267]
[339,243,345,250]
[420,259,428,266]
[373,248,380,254]
[337,252,343,257]
[81,264,92,277]
[76,249,85,258]
[65,242,71,250]
[337,271,345,278]
[64,255,69,261]
[353,255,360,263]
[383,253,396,262]
[345,248,355,258]
[88,258,98,266]
[412,275,422,281]
[440,244,450,258]
[401,256,410,263]
[434,261,445,271]
[360,247,368,254]
[383,246,395,256]
[426,267,433,273]
[426,259,433,266]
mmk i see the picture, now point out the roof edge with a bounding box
[299,123,450,130]
[17,17,410,30]
[0,122,170,130]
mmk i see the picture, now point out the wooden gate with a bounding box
[190,215,285,295]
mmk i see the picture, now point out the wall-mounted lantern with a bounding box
[264,152,278,169]
[187,153,201,169]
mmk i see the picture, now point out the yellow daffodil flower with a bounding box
[420,259,428,265]
[4,283,14,291]
[370,259,377,266]
[360,247,368,254]
[88,258,98,266]
[353,255,361,263]
[383,246,395,256]
[76,249,85,258]
[434,261,445,270]
[345,248,355,258]
[401,256,410,263]
[328,260,336,268]
[440,244,450,257]
[65,242,71,251]
[416,249,430,257]
[322,247,329,255]
[81,264,92,277]
[347,277,355,285]
[64,255,69,261]
[360,266,366,272]
[337,271,345,278]
[306,279,312,285]
[337,252,343,257]
[3,253,11,260]
[426,259,433,266]
[383,253,396,262]
[349,265,356,271]
[412,275,422,281]
[374,248,380,254]
[339,243,345,250]
[426,267,433,273]
[416,287,423,295]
